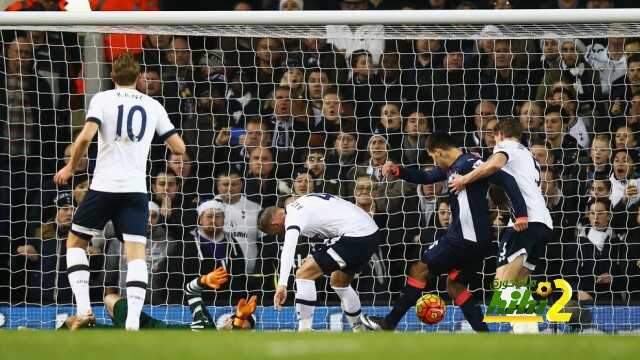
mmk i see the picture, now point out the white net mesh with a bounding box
[1,19,639,332]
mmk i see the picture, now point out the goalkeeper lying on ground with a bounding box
[63,268,257,330]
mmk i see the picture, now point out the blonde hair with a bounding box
[257,206,281,233]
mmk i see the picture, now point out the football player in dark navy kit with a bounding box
[361,132,528,332]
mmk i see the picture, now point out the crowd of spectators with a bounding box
[1,0,640,313]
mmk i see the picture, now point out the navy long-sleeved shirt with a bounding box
[398,152,527,244]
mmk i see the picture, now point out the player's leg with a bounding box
[362,260,430,330]
[104,292,120,319]
[494,224,550,333]
[495,256,539,333]
[294,256,324,331]
[122,241,147,330]
[114,193,150,331]
[105,290,171,329]
[184,276,215,330]
[67,189,112,324]
[66,233,94,324]
[388,260,430,329]
[330,270,362,331]
[316,233,382,331]
[446,273,489,332]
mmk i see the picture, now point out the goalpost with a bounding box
[0,9,639,332]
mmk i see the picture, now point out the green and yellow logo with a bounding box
[483,279,572,323]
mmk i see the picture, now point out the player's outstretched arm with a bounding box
[449,153,508,194]
[54,121,99,185]
[382,161,447,185]
[164,133,186,156]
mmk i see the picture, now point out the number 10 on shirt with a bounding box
[116,104,147,142]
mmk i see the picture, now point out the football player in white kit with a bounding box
[54,53,186,330]
[449,117,553,333]
[258,193,381,331]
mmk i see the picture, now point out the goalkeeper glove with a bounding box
[200,267,230,289]
[233,295,257,328]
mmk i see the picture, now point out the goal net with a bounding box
[1,10,639,333]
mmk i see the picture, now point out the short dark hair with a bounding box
[588,197,612,212]
[496,117,522,139]
[529,138,551,148]
[215,167,243,179]
[611,148,638,164]
[544,104,570,124]
[426,132,457,152]
[350,49,372,68]
[627,53,640,66]
[245,115,268,130]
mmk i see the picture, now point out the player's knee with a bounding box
[496,257,525,281]
[295,266,313,280]
[409,261,429,280]
[124,241,146,262]
[329,271,353,288]
[67,232,89,249]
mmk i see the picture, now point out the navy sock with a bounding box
[456,290,489,332]
[384,277,426,329]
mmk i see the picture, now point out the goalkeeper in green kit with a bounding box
[62,268,257,330]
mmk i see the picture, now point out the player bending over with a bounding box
[361,132,528,332]
[54,52,186,330]
[64,268,257,330]
[449,118,553,333]
[258,193,381,331]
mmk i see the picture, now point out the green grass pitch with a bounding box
[1,331,639,360]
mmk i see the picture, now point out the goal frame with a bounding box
[0,9,640,26]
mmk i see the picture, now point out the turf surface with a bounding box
[1,331,639,360]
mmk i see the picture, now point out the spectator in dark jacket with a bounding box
[544,104,586,179]
[609,54,640,131]
[540,166,579,277]
[244,146,281,208]
[558,39,602,115]
[565,198,626,303]
[161,36,196,127]
[479,39,540,116]
[14,192,75,304]
[624,203,640,300]
[431,40,479,136]
[151,168,197,241]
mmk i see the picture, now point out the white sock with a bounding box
[502,286,540,334]
[125,259,148,331]
[295,279,316,331]
[332,285,362,328]
[67,247,92,316]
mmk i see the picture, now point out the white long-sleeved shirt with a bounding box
[278,194,378,287]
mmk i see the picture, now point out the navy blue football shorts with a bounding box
[71,189,149,244]
[421,235,486,285]
[312,231,382,275]
[497,222,553,271]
